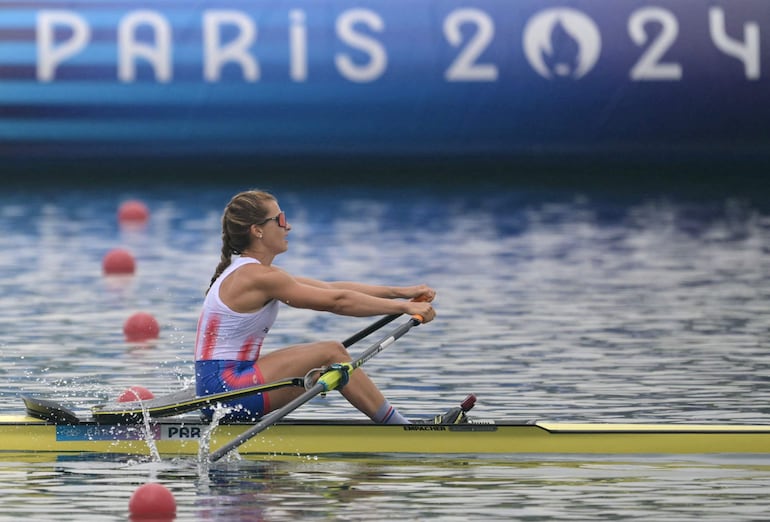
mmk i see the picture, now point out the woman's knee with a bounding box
[317,340,350,362]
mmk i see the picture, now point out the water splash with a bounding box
[126,388,162,463]
[197,404,239,476]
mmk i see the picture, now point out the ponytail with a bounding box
[207,234,234,293]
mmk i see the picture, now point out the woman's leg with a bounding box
[256,341,396,420]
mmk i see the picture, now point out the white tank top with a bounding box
[194,257,279,361]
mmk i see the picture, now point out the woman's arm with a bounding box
[294,276,435,302]
[269,272,436,321]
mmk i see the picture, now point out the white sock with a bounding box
[373,400,410,424]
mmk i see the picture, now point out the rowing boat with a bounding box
[10,390,770,457]
[8,319,770,458]
[2,413,769,457]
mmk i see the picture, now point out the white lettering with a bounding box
[444,8,498,82]
[203,10,259,82]
[709,8,760,80]
[629,7,682,80]
[31,6,763,85]
[36,10,91,82]
[335,9,386,83]
[118,10,172,83]
[289,9,308,82]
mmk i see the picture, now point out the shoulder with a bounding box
[220,261,284,290]
[235,263,294,288]
[218,263,298,312]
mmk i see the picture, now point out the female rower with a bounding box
[194,189,436,423]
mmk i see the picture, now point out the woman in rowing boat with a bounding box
[195,189,436,424]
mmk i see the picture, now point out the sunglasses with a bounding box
[256,211,287,228]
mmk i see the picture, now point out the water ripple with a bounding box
[0,187,769,519]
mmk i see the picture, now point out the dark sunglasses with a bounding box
[256,211,287,228]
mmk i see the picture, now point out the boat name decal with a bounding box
[55,424,206,441]
[403,425,447,431]
[56,424,160,441]
[165,426,202,439]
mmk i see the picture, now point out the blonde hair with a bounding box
[208,190,276,292]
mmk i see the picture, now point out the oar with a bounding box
[341,312,401,348]
[209,314,423,462]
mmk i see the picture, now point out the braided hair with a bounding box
[207,190,276,293]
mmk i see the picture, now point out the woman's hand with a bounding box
[406,300,436,323]
[403,284,436,303]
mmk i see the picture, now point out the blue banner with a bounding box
[1,1,768,170]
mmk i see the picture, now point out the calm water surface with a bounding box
[0,183,769,520]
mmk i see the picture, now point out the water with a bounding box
[1,182,769,520]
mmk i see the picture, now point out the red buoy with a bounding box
[118,385,155,403]
[123,312,160,342]
[129,483,176,519]
[118,200,150,225]
[103,248,136,275]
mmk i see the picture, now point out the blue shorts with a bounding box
[195,360,269,421]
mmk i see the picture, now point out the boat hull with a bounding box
[2,416,769,457]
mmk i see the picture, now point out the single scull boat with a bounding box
[3,397,768,457]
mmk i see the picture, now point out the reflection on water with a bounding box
[0,185,769,519]
[0,453,769,521]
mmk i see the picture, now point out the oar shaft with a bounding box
[341,313,401,348]
[350,316,419,370]
[315,316,420,393]
[208,381,325,462]
[209,316,421,462]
